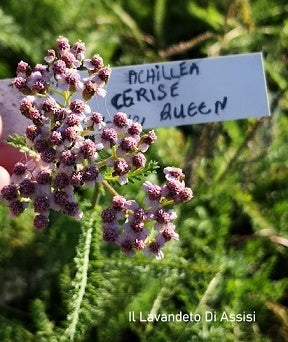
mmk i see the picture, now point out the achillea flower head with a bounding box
[44,49,56,64]
[112,195,127,211]
[19,179,36,197]
[101,162,192,258]
[69,171,84,187]
[113,112,129,128]
[16,60,31,76]
[132,152,146,169]
[13,162,27,176]
[86,112,106,131]
[101,207,116,223]
[101,127,118,146]
[34,195,50,213]
[83,54,104,71]
[80,139,98,159]
[70,41,86,61]
[36,170,52,185]
[56,36,70,56]
[144,241,164,260]
[8,200,26,217]
[26,125,41,142]
[163,166,184,181]
[113,159,129,177]
[1,184,18,201]
[4,36,193,258]
[52,60,67,77]
[50,131,63,146]
[34,214,49,230]
[54,172,70,189]
[119,137,137,152]
[128,122,142,136]
[98,67,111,83]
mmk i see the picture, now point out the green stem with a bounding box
[160,198,174,207]
[91,183,101,209]
[34,93,47,98]
[63,214,94,341]
[111,145,118,159]
[7,141,40,160]
[102,180,119,197]
[65,91,73,106]
[97,156,113,168]
[48,87,66,107]
[49,87,65,97]
[56,100,65,107]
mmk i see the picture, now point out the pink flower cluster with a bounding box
[14,36,110,99]
[1,37,193,259]
[102,167,192,259]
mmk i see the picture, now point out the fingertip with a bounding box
[0,166,11,191]
[0,115,2,138]
[0,143,26,174]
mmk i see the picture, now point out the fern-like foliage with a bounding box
[30,299,56,341]
[128,160,160,183]
[104,160,160,184]
[61,206,103,341]
[0,314,33,341]
[7,134,39,160]
[62,216,93,340]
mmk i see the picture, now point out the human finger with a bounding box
[0,143,28,175]
[0,165,10,190]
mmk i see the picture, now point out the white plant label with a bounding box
[90,52,270,128]
[0,52,270,135]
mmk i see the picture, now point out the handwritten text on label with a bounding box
[90,53,270,128]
